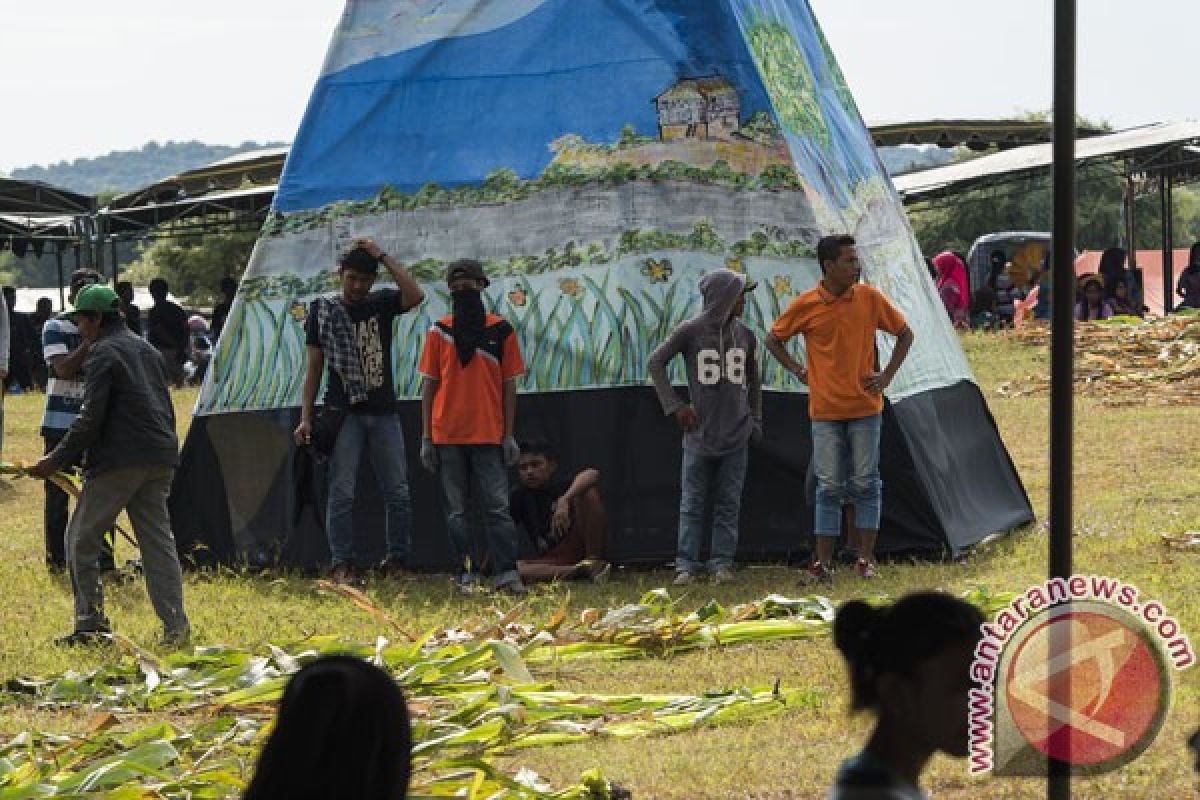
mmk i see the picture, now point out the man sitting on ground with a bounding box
[511,439,610,582]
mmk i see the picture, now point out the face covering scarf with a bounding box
[451,289,487,366]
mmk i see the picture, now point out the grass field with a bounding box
[0,332,1197,798]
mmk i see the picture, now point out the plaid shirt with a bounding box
[314,296,368,406]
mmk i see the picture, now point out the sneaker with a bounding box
[854,558,879,580]
[55,629,112,647]
[329,562,361,587]
[378,558,412,580]
[711,567,736,585]
[801,561,833,586]
[495,577,528,597]
[672,571,697,586]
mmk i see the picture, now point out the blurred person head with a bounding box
[517,438,558,490]
[337,247,381,306]
[242,656,411,800]
[34,297,54,320]
[115,280,135,305]
[148,278,169,303]
[68,269,102,305]
[833,592,984,760]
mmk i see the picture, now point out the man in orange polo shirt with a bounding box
[766,235,914,582]
[418,259,527,595]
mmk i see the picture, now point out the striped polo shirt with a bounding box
[41,318,86,435]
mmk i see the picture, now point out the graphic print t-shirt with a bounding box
[305,289,412,414]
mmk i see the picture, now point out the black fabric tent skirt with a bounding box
[168,381,1033,571]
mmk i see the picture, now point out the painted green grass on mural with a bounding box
[205,301,247,413]
[252,300,300,409]
[527,294,568,392]
[216,300,256,411]
[234,301,275,412]
[581,273,626,383]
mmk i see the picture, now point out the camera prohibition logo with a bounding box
[967,577,1194,776]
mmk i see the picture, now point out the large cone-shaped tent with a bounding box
[170,0,1032,570]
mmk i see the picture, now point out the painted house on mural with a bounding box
[655,76,740,141]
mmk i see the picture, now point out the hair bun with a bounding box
[833,600,880,659]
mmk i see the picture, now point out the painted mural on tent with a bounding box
[197,0,970,417]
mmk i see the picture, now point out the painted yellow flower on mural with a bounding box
[288,301,307,322]
[558,277,583,298]
[725,257,744,273]
[640,258,673,283]
[773,275,793,296]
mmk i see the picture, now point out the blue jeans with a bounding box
[437,444,519,587]
[811,414,883,537]
[677,446,748,573]
[326,413,413,565]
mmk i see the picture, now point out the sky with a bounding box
[1,0,1195,173]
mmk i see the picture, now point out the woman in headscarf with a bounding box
[1177,242,1200,310]
[932,251,970,329]
[1075,275,1114,321]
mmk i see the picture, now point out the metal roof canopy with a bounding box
[0,178,94,216]
[868,118,1105,150]
[108,146,287,211]
[0,213,78,239]
[894,120,1200,203]
[101,184,276,236]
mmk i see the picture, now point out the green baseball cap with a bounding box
[60,283,120,320]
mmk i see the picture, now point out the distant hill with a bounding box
[10,140,289,196]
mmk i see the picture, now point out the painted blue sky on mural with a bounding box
[275,0,882,214]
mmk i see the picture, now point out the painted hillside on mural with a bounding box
[198,0,970,416]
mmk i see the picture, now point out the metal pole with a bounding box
[93,215,105,277]
[1050,0,1076,797]
[1125,174,1137,268]
[1164,172,1175,315]
[110,238,119,285]
[55,245,65,310]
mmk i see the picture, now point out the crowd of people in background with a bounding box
[1,276,231,395]
[929,241,1200,331]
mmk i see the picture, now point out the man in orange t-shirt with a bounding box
[418,259,527,595]
[766,235,914,582]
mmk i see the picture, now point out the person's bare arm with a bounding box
[358,238,425,310]
[864,326,914,393]
[764,333,807,383]
[49,340,92,380]
[553,468,601,535]
[293,345,324,445]
[421,377,439,440]
[563,468,600,502]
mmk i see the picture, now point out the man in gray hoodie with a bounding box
[648,269,762,585]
